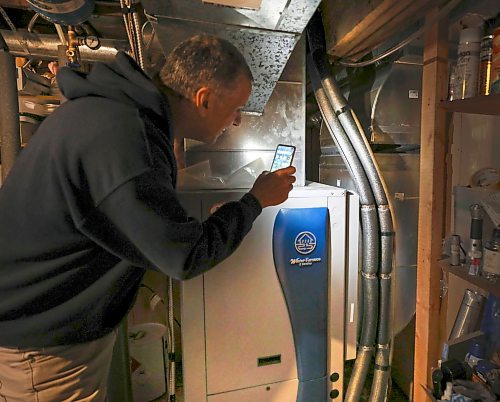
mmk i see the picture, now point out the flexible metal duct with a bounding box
[1,29,129,63]
[0,32,21,183]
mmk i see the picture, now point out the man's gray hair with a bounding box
[160,34,253,99]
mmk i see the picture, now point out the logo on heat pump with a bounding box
[290,232,322,267]
[294,231,317,254]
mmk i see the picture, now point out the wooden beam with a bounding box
[321,0,432,59]
[0,0,28,9]
[342,0,428,60]
[414,7,449,402]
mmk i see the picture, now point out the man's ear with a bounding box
[194,87,210,116]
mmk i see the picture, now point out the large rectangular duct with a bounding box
[143,0,321,114]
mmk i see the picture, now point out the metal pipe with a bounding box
[1,29,129,62]
[0,32,21,183]
[107,319,134,402]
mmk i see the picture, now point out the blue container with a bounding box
[26,0,95,25]
[480,295,500,357]
[480,295,500,335]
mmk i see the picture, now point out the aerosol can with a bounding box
[468,204,484,276]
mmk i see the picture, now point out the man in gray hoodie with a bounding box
[0,34,295,401]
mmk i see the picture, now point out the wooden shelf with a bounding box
[439,259,500,297]
[440,93,500,116]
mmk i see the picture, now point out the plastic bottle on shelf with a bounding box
[448,63,458,101]
[455,27,482,99]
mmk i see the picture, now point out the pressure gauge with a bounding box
[84,35,101,50]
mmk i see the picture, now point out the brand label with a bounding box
[294,231,316,254]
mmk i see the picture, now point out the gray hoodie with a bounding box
[0,52,261,347]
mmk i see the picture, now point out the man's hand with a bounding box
[249,166,296,208]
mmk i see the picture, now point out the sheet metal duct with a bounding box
[319,148,419,335]
[347,55,423,146]
[144,0,321,114]
[181,38,306,188]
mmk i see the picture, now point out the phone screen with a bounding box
[270,144,296,172]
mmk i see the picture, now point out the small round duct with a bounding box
[26,0,95,25]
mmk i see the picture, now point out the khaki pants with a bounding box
[0,332,116,402]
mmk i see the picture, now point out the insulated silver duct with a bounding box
[1,29,129,62]
[308,66,381,394]
[307,41,380,402]
[0,32,21,183]
[307,11,395,402]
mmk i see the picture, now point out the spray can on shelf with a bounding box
[455,27,481,99]
[468,204,484,276]
[478,17,498,95]
[491,26,500,94]
[449,289,486,340]
[478,34,493,95]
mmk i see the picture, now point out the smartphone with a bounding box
[270,144,296,172]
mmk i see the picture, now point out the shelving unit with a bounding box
[414,7,500,401]
[440,93,500,116]
[438,258,500,297]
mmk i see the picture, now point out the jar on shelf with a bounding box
[483,226,500,280]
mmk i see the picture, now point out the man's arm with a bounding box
[77,166,294,279]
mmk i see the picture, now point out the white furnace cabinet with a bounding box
[178,183,359,402]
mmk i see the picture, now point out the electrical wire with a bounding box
[0,6,16,31]
[139,282,177,398]
[27,13,40,33]
[141,19,155,52]
[54,24,67,46]
[143,9,158,23]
